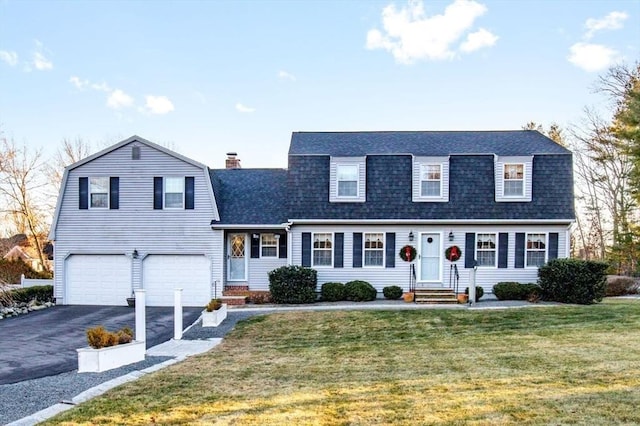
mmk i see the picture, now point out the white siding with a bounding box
[329,157,366,203]
[248,257,288,291]
[495,156,533,202]
[53,141,218,304]
[291,224,569,296]
[412,156,449,202]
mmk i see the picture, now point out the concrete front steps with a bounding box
[414,287,460,304]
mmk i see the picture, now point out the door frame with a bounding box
[227,233,248,282]
[417,231,443,284]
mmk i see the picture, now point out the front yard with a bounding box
[48,299,640,425]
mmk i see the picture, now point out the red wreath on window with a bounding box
[399,245,417,262]
[445,245,461,262]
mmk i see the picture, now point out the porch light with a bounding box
[252,233,259,239]
[448,231,454,242]
[408,231,414,242]
[274,234,280,240]
[132,249,139,259]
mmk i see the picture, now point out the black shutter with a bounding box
[278,233,287,259]
[515,233,525,268]
[548,233,559,260]
[385,233,396,268]
[79,177,88,209]
[302,233,311,267]
[109,177,119,210]
[153,177,163,210]
[465,233,476,268]
[250,234,260,258]
[185,177,194,210]
[334,233,344,268]
[498,232,508,268]
[353,233,363,268]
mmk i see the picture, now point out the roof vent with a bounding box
[225,152,241,169]
[132,146,140,160]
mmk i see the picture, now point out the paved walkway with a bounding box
[7,297,565,425]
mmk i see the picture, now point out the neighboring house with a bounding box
[49,132,575,306]
[1,234,52,272]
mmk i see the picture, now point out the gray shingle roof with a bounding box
[210,168,288,224]
[289,130,571,157]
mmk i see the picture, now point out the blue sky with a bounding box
[1,0,639,168]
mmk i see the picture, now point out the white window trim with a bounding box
[363,232,385,268]
[475,232,497,268]
[495,156,533,203]
[164,177,185,209]
[260,233,279,258]
[330,157,366,203]
[336,164,360,199]
[413,157,449,203]
[89,176,109,209]
[503,163,525,198]
[525,232,548,268]
[419,164,443,198]
[312,232,334,268]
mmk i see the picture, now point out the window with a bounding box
[313,233,333,266]
[503,164,524,197]
[420,164,441,197]
[261,233,278,258]
[90,177,109,208]
[527,233,546,267]
[337,165,358,197]
[164,177,184,208]
[364,233,384,266]
[476,233,496,267]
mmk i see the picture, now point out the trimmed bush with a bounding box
[268,265,317,304]
[10,285,53,304]
[321,282,346,302]
[205,299,222,312]
[493,282,542,301]
[465,286,484,302]
[344,280,377,302]
[605,277,638,296]
[87,325,134,349]
[383,285,403,300]
[538,258,608,304]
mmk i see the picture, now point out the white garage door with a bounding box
[143,255,211,306]
[66,255,131,305]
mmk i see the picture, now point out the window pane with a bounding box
[165,193,183,208]
[337,165,358,180]
[527,234,546,249]
[165,177,183,192]
[527,251,545,267]
[477,251,496,266]
[477,234,496,249]
[338,181,357,197]
[262,246,277,257]
[504,181,523,196]
[504,164,523,179]
[424,165,441,180]
[91,193,108,208]
[90,177,109,193]
[314,234,332,249]
[313,250,332,266]
[365,251,383,266]
[421,181,440,197]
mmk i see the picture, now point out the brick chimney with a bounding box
[225,152,241,169]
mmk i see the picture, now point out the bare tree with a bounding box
[44,137,93,210]
[522,121,566,146]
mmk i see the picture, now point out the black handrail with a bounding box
[410,263,416,292]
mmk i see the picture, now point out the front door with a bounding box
[420,233,441,282]
[228,234,247,281]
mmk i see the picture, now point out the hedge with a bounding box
[493,282,541,301]
[538,258,608,304]
[344,280,377,302]
[268,265,317,304]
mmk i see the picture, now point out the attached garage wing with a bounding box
[143,255,211,307]
[66,255,131,305]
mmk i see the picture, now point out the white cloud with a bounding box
[144,95,175,115]
[69,76,89,90]
[366,0,496,63]
[0,50,18,66]
[235,103,255,113]
[106,89,134,109]
[567,42,619,72]
[278,70,296,81]
[33,51,53,70]
[585,11,628,39]
[459,27,498,52]
[91,82,111,92]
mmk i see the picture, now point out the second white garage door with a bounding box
[142,255,211,306]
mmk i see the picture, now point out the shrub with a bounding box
[383,285,403,300]
[10,285,53,304]
[605,277,638,296]
[206,299,223,312]
[117,327,134,344]
[87,325,134,349]
[268,265,317,304]
[321,282,346,301]
[344,280,377,302]
[538,258,608,304]
[465,286,484,302]
[493,282,542,301]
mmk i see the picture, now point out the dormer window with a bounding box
[413,156,449,202]
[495,156,533,202]
[330,157,366,203]
[421,164,441,197]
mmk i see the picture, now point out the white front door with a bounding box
[228,233,247,281]
[420,233,441,282]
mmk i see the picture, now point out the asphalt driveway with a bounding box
[0,305,202,385]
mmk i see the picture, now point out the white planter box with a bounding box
[77,340,146,373]
[202,304,228,327]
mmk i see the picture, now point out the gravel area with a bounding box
[0,356,171,425]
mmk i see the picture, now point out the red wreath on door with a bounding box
[445,245,461,262]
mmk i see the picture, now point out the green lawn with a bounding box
[47,299,640,425]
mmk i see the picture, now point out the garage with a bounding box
[66,255,131,305]
[142,255,211,306]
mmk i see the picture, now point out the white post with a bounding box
[174,288,183,340]
[135,289,146,342]
[21,274,25,287]
[469,267,477,306]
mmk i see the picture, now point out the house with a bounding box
[1,234,52,272]
[49,131,574,306]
